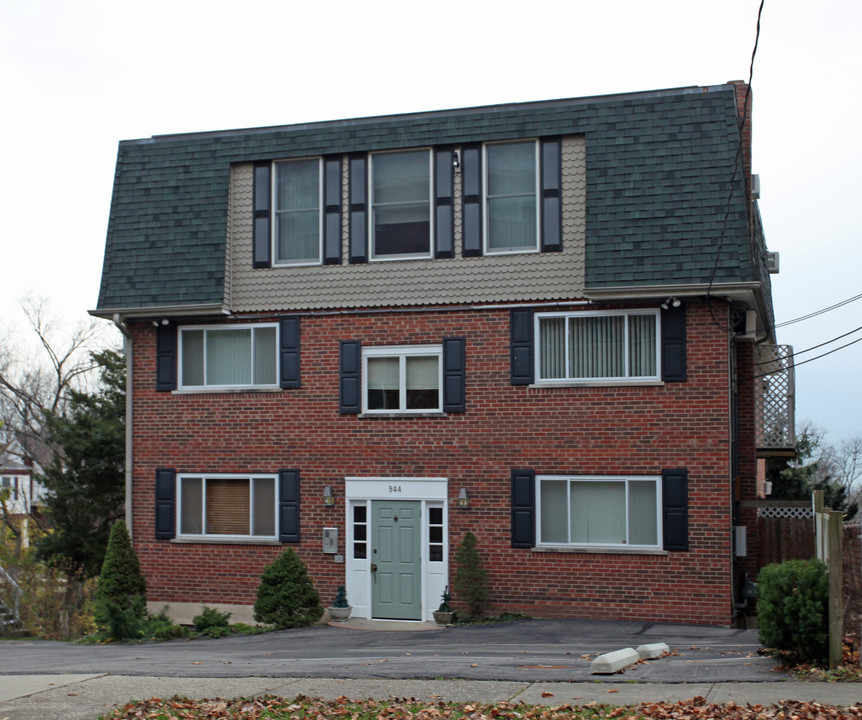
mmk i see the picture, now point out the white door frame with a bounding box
[345,477,448,621]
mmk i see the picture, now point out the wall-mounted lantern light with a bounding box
[323,486,335,506]
[457,487,470,509]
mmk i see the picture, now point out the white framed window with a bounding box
[536,310,659,383]
[362,345,442,413]
[179,324,278,390]
[370,149,433,260]
[537,475,661,548]
[273,158,323,265]
[177,474,277,539]
[484,140,540,254]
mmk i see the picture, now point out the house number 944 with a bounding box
[388,485,402,493]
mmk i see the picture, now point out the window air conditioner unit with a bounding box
[766,251,780,274]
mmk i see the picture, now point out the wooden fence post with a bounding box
[828,510,843,669]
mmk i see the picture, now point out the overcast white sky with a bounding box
[1,0,859,441]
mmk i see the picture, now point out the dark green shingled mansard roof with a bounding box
[95,83,771,318]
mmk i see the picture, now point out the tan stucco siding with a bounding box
[226,136,585,312]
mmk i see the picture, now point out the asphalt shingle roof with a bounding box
[96,84,766,312]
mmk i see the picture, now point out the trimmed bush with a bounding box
[453,531,489,619]
[756,558,829,664]
[253,549,323,629]
[193,606,232,637]
[93,520,147,640]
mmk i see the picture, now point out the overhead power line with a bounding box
[754,335,862,379]
[775,292,862,328]
[755,324,862,365]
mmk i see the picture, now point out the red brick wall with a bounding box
[129,300,737,625]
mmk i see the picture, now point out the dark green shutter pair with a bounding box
[155,316,301,391]
[253,159,342,268]
[153,468,300,543]
[339,337,467,414]
[508,305,687,385]
[510,468,689,551]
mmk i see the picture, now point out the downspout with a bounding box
[112,314,133,539]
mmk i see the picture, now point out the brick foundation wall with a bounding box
[129,301,738,626]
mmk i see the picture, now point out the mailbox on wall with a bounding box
[323,527,338,554]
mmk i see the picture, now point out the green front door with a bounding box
[371,500,421,620]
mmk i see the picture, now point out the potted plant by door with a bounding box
[328,585,352,622]
[433,586,455,626]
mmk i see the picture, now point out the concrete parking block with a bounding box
[636,643,670,659]
[590,648,640,674]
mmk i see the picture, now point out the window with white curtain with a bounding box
[536,310,659,382]
[178,474,277,539]
[180,324,278,389]
[274,158,322,265]
[538,475,660,548]
[371,149,432,259]
[484,140,539,254]
[362,345,442,413]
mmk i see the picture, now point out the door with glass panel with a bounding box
[370,500,421,619]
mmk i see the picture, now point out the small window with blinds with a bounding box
[362,345,442,414]
[537,475,661,548]
[535,310,659,383]
[179,324,278,390]
[178,474,277,539]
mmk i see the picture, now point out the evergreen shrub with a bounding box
[193,606,232,637]
[453,532,489,619]
[253,549,323,629]
[93,520,147,640]
[756,558,829,664]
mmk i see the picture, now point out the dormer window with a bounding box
[370,149,432,260]
[274,158,322,265]
[484,140,540,254]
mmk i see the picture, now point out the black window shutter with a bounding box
[434,147,455,258]
[323,156,342,265]
[279,316,301,389]
[511,469,535,548]
[661,305,687,382]
[662,468,689,551]
[279,469,301,543]
[339,340,361,414]
[460,144,483,257]
[442,336,466,413]
[540,138,562,252]
[155,467,176,539]
[348,155,368,263]
[253,161,271,268]
[510,308,534,385]
[156,323,177,391]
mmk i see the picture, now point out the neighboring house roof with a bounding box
[96,83,770,324]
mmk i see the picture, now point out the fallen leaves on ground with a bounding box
[101,694,862,720]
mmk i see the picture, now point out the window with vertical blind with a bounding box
[535,310,659,383]
[274,158,322,265]
[362,345,442,413]
[537,475,661,548]
[177,474,277,539]
[484,140,539,254]
[179,324,278,389]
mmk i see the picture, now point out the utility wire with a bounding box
[775,292,862,328]
[754,336,862,379]
[706,0,765,332]
[754,324,862,365]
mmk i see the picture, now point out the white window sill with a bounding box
[173,387,282,395]
[532,545,668,556]
[484,247,540,256]
[359,411,447,418]
[171,537,282,545]
[530,380,665,389]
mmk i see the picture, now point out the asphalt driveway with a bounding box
[0,618,787,683]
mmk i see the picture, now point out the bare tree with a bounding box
[822,435,862,509]
[0,296,106,460]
